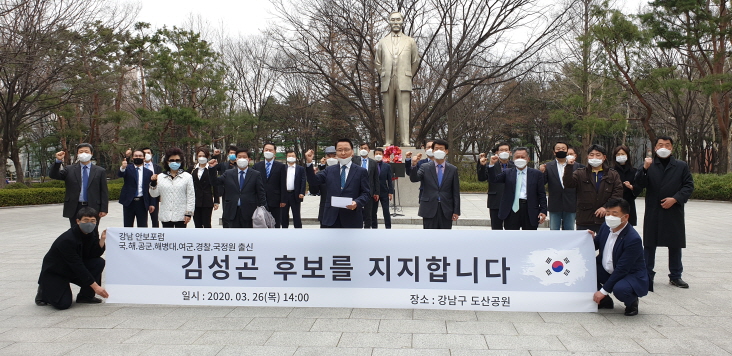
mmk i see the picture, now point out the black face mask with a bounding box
[133,158,144,165]
[555,151,568,159]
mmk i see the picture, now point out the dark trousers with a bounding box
[362,198,374,228]
[644,246,683,280]
[161,221,187,228]
[123,198,148,227]
[68,202,103,228]
[226,207,253,228]
[597,266,638,306]
[489,208,504,230]
[577,224,602,233]
[193,207,213,228]
[39,257,105,310]
[269,206,282,228]
[373,195,391,229]
[504,201,537,230]
[282,192,302,228]
[149,199,160,227]
[423,203,452,229]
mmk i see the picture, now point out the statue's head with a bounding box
[389,11,404,33]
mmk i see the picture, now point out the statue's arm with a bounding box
[374,40,383,73]
[410,38,419,75]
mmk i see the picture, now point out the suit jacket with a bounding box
[409,161,461,219]
[543,160,582,213]
[488,166,547,226]
[375,32,419,92]
[49,162,109,218]
[477,160,515,209]
[306,163,370,228]
[189,166,220,208]
[377,161,394,195]
[38,225,105,287]
[118,164,153,208]
[212,168,267,221]
[595,223,649,297]
[254,160,287,208]
[352,156,380,197]
[564,165,623,226]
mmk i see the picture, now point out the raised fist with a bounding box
[55,151,65,160]
[567,156,576,165]
[539,164,546,173]
[305,149,315,163]
[208,158,218,167]
[125,148,132,157]
[121,160,128,169]
[490,155,499,165]
[213,148,221,156]
[151,174,158,181]
[479,153,488,166]
[415,153,423,161]
[405,151,413,159]
[644,157,652,170]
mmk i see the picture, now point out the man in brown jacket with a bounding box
[563,144,623,232]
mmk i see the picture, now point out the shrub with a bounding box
[690,173,732,201]
[31,180,65,188]
[4,182,29,189]
[0,188,65,206]
[461,181,486,193]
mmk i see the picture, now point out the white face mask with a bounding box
[359,149,369,157]
[144,154,152,162]
[433,150,446,160]
[514,159,527,169]
[236,158,249,168]
[605,215,623,229]
[425,149,434,157]
[588,158,604,167]
[566,155,576,161]
[656,148,672,158]
[263,151,274,160]
[198,156,208,165]
[337,157,352,166]
[374,155,383,161]
[77,153,92,163]
[326,158,338,166]
[615,155,628,164]
[286,157,296,163]
[498,151,510,160]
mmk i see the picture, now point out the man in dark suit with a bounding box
[118,149,154,227]
[591,198,649,316]
[211,149,267,228]
[635,136,694,290]
[373,148,394,229]
[141,147,163,227]
[309,146,338,227]
[540,141,582,230]
[477,142,513,230]
[410,139,461,229]
[282,150,306,228]
[213,145,238,228]
[35,207,109,309]
[353,142,380,228]
[305,139,371,228]
[487,147,547,230]
[50,144,109,227]
[254,143,287,228]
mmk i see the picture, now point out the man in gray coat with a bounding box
[635,136,694,290]
[410,139,460,229]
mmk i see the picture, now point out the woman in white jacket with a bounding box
[150,147,195,228]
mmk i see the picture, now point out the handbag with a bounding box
[252,206,276,228]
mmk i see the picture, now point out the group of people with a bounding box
[35,136,694,316]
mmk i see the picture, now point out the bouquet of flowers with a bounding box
[383,145,402,163]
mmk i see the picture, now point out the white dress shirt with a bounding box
[600,223,628,295]
[286,164,296,191]
[556,159,567,188]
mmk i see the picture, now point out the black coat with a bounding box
[612,163,641,225]
[254,160,287,208]
[543,160,582,213]
[189,167,220,208]
[377,161,394,195]
[38,225,105,287]
[635,156,694,248]
[477,161,515,209]
[49,162,109,218]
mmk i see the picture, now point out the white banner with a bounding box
[105,228,598,312]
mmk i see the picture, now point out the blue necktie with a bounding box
[239,170,245,190]
[437,164,443,186]
[513,170,523,213]
[81,165,89,202]
[266,161,271,179]
[340,165,347,190]
[362,158,367,169]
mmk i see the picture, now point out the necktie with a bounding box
[437,164,443,186]
[145,163,150,171]
[513,170,523,213]
[378,162,381,175]
[362,158,367,169]
[340,165,347,189]
[81,165,89,202]
[239,170,245,190]
[266,161,271,179]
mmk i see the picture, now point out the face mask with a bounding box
[286,157,296,163]
[514,159,527,169]
[498,152,510,160]
[566,155,576,161]
[615,155,628,164]
[198,157,208,165]
[374,155,383,161]
[263,151,274,160]
[425,149,434,157]
[168,162,181,171]
[337,157,352,166]
[144,154,152,162]
[77,153,92,163]
[433,150,446,160]
[656,148,671,158]
[79,222,96,234]
[228,154,236,161]
[605,215,623,229]
[359,149,369,157]
[326,158,338,166]
[133,158,144,166]
[237,158,249,168]
[588,158,604,167]
[555,151,567,159]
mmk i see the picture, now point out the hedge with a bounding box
[0,184,122,207]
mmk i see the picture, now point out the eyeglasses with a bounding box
[168,159,182,163]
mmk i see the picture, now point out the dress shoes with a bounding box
[34,286,48,306]
[624,299,639,316]
[76,296,103,304]
[670,278,689,288]
[598,295,614,309]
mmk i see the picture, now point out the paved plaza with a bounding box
[0,195,731,355]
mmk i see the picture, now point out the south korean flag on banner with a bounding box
[522,248,589,286]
